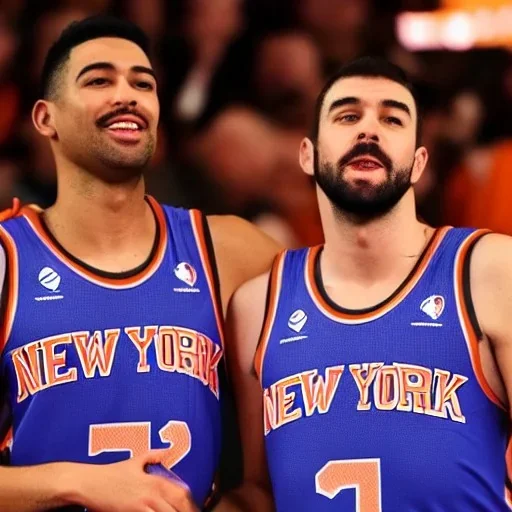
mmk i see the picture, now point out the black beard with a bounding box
[314,143,413,222]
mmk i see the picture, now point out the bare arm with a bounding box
[0,463,79,511]
[205,216,280,511]
[207,215,282,314]
[0,452,199,512]
[471,233,512,411]
[212,273,275,512]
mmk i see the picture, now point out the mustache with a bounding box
[96,107,147,128]
[338,142,393,171]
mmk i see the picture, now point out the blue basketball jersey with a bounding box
[256,227,511,512]
[0,197,224,507]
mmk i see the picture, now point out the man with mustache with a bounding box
[226,57,512,511]
[0,16,280,512]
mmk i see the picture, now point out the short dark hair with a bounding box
[311,56,422,146]
[40,15,151,100]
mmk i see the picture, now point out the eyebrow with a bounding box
[327,97,412,118]
[75,62,157,81]
[381,99,411,117]
[327,97,360,113]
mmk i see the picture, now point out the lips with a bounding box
[98,112,149,144]
[348,157,384,170]
[104,114,147,130]
[338,142,393,172]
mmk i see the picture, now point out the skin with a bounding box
[226,76,510,510]
[0,37,281,512]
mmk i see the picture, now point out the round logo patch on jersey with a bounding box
[420,295,445,320]
[38,267,61,292]
[174,262,197,287]
[288,309,308,333]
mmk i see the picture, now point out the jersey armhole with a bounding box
[461,231,488,339]
[506,439,512,504]
[0,238,6,334]
[189,210,225,348]
[189,210,246,496]
[0,227,17,357]
[0,400,12,464]
[0,233,12,462]
[193,213,247,498]
[199,212,223,325]
[456,228,506,410]
[253,251,286,384]
[0,228,14,463]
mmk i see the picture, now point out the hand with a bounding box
[75,450,199,512]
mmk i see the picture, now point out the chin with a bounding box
[101,151,152,168]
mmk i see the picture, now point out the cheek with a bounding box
[149,96,160,123]
[388,137,415,165]
[79,92,112,121]
[320,130,351,161]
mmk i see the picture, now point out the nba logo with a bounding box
[174,262,197,287]
[420,295,445,320]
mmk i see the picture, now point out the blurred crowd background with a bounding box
[0,0,511,247]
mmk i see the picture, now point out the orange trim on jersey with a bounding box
[0,226,19,354]
[189,210,225,349]
[506,488,512,510]
[454,229,506,410]
[0,427,12,451]
[254,251,286,384]
[305,227,451,324]
[0,198,21,222]
[20,196,167,289]
[506,438,512,508]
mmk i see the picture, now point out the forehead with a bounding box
[321,76,417,119]
[68,37,151,74]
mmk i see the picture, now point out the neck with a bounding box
[319,188,433,284]
[44,158,154,260]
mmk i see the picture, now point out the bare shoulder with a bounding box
[470,233,512,288]
[207,214,282,259]
[470,233,512,342]
[206,215,282,313]
[227,271,272,371]
[230,271,271,320]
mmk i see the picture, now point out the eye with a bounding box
[385,116,403,126]
[86,77,109,87]
[136,81,155,91]
[336,114,359,123]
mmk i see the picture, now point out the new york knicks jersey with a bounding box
[256,227,511,511]
[0,197,224,507]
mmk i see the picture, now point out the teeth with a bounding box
[108,121,139,130]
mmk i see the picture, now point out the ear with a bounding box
[32,100,57,139]
[410,146,428,185]
[299,137,315,177]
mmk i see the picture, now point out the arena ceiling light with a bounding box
[396,0,512,51]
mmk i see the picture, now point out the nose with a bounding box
[111,78,137,107]
[357,132,379,143]
[356,114,380,143]
[357,132,379,142]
